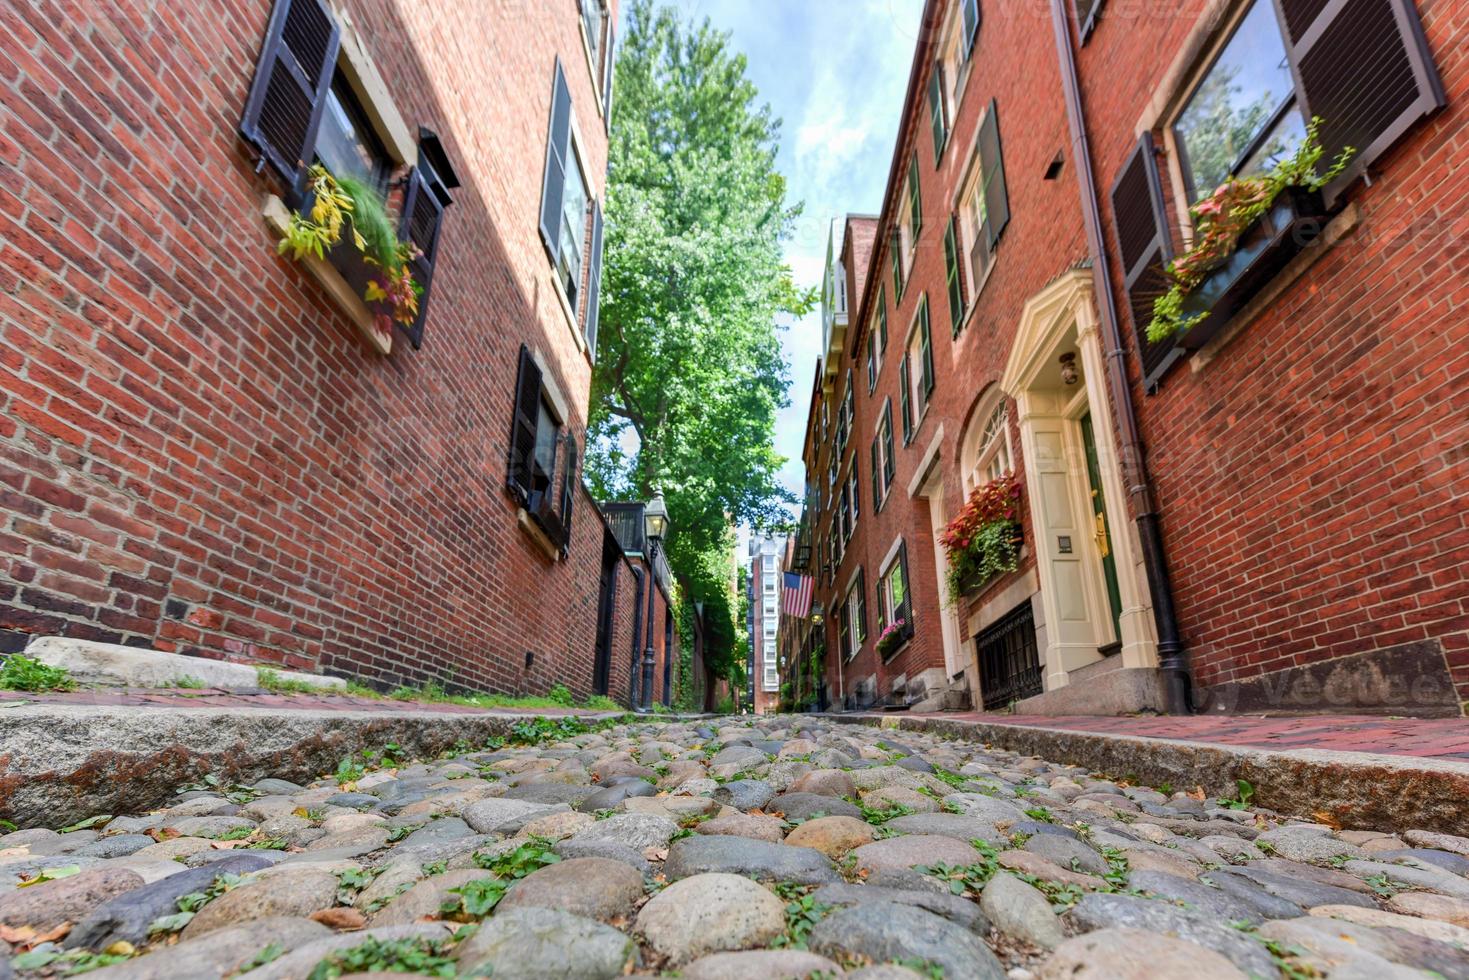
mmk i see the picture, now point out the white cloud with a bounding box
[684,1,924,527]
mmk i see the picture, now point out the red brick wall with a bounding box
[0,0,629,699]
[1078,0,1469,705]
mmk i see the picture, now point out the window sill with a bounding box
[517,506,563,561]
[263,195,392,355]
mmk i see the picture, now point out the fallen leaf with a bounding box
[309,907,365,931]
[209,841,240,850]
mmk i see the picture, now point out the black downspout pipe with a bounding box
[629,567,645,710]
[1049,0,1193,714]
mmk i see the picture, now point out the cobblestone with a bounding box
[2,714,1468,977]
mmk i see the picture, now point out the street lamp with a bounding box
[640,491,669,712]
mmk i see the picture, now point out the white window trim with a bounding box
[577,0,608,117]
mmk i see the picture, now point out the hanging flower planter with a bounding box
[280,166,424,345]
[941,473,1024,606]
[1171,185,1330,351]
[876,618,912,659]
[1148,116,1354,346]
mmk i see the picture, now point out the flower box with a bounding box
[876,618,913,660]
[1174,185,1329,352]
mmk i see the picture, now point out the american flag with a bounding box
[782,571,813,619]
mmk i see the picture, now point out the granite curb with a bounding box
[827,713,1469,836]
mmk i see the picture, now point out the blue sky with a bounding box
[676,0,925,529]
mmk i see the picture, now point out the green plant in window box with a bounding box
[279,165,424,338]
[940,473,1023,606]
[1147,117,1354,343]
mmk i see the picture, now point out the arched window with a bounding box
[960,390,1013,494]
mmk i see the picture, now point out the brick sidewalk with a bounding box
[931,712,1469,763]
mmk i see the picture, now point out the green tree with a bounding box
[589,0,810,678]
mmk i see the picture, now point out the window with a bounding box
[848,469,860,528]
[507,345,578,553]
[538,59,604,344]
[839,480,852,541]
[927,62,949,161]
[962,395,1013,494]
[837,600,851,661]
[867,292,889,392]
[878,542,913,655]
[902,295,933,441]
[836,263,848,318]
[897,154,922,283]
[1172,0,1303,203]
[581,0,605,77]
[958,100,1010,298]
[872,399,895,511]
[847,569,868,654]
[239,0,458,349]
[316,75,390,191]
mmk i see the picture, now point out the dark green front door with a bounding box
[1080,413,1123,651]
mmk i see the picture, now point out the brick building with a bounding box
[0,0,677,705]
[748,535,783,714]
[791,0,1465,716]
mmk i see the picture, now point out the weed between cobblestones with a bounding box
[305,935,459,979]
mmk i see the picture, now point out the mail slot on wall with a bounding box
[1057,536,1072,554]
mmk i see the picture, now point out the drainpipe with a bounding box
[1049,0,1193,714]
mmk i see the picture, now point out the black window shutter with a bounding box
[978,99,1010,250]
[919,298,935,399]
[866,333,876,390]
[538,59,573,258]
[1108,131,1183,386]
[899,354,912,443]
[855,567,868,643]
[944,215,964,336]
[963,0,982,58]
[584,199,605,357]
[870,436,881,509]
[396,166,447,349]
[908,154,923,235]
[239,0,340,197]
[602,19,617,123]
[507,345,543,503]
[1275,0,1444,193]
[927,66,947,160]
[558,431,579,552]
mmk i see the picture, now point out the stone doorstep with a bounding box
[22,636,347,693]
[827,714,1469,838]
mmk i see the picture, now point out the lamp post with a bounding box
[639,490,669,713]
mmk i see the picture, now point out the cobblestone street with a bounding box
[2,715,1468,978]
